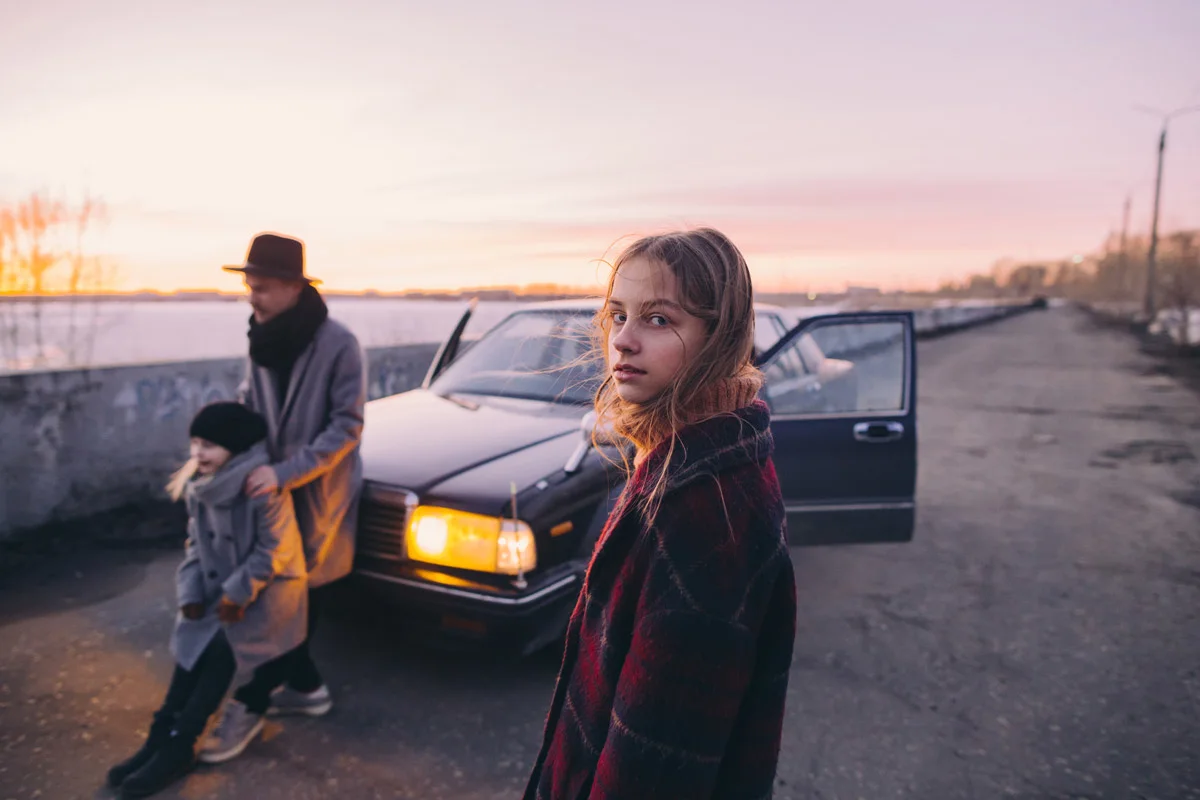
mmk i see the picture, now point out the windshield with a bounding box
[431,310,602,404]
[432,308,789,404]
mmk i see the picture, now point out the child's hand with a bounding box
[181,602,206,621]
[245,466,279,498]
[217,598,246,623]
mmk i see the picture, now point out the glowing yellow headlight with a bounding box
[406,506,537,575]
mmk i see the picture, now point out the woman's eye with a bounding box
[611,311,627,324]
[648,314,670,327]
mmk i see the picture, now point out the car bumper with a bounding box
[351,559,581,656]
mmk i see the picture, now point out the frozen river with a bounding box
[0,298,529,373]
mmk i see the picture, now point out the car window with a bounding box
[762,319,907,415]
[431,310,603,404]
[754,312,788,357]
[796,333,825,372]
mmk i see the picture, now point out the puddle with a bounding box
[1098,404,1169,422]
[1171,490,1200,511]
[1012,406,1056,416]
[1096,440,1196,465]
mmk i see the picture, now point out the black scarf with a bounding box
[248,284,329,397]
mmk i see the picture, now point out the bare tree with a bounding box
[0,191,111,371]
[1160,231,1200,346]
[946,226,1200,323]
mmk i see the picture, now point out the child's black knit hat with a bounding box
[189,402,268,455]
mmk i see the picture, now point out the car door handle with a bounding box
[853,421,904,443]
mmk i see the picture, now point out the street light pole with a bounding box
[1145,126,1166,318]
[1136,104,1200,319]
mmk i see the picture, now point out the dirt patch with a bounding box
[971,404,1057,417]
[1083,306,1200,396]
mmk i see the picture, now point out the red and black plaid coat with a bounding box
[525,400,797,800]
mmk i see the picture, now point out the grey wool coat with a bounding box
[171,444,308,672]
[239,318,366,588]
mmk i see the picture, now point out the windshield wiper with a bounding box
[445,388,592,406]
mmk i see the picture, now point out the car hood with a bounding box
[360,390,586,494]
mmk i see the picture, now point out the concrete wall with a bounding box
[810,301,1033,358]
[0,343,439,538]
[0,301,1035,540]
[912,300,1034,336]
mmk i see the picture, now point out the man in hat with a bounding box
[201,232,366,762]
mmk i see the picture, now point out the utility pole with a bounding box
[1145,129,1166,319]
[1135,104,1200,320]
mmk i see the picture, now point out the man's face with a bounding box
[245,275,304,323]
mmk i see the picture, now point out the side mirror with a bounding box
[563,410,608,474]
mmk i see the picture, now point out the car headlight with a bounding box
[406,506,537,575]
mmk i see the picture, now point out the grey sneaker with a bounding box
[198,700,264,764]
[268,684,333,718]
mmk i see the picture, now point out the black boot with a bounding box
[118,735,196,799]
[107,715,174,788]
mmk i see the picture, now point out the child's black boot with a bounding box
[117,732,196,799]
[106,713,174,789]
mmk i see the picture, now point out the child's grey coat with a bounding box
[170,443,308,672]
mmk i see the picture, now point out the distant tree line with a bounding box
[936,228,1200,315]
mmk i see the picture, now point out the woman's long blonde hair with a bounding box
[592,227,758,522]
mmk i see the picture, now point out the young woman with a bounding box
[524,228,798,799]
[107,402,308,799]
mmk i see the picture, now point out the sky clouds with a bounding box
[2,0,1199,292]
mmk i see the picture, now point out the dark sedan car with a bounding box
[352,300,917,654]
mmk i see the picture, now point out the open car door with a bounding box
[422,298,478,389]
[755,312,917,546]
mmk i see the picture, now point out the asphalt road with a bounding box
[2,307,1199,799]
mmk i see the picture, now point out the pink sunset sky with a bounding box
[2,0,1199,293]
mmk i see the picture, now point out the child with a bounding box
[524,229,798,799]
[107,402,308,799]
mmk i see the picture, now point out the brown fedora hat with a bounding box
[222,232,321,285]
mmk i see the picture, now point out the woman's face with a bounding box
[190,438,232,475]
[605,256,708,405]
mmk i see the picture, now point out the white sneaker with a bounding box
[268,684,333,718]
[198,700,264,764]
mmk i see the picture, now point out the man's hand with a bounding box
[245,465,279,498]
[181,602,206,621]
[217,597,246,624]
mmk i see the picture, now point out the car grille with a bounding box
[357,483,417,562]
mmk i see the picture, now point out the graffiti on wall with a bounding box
[112,373,235,425]
[368,346,438,401]
[369,362,418,401]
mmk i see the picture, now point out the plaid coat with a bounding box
[525,401,797,800]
